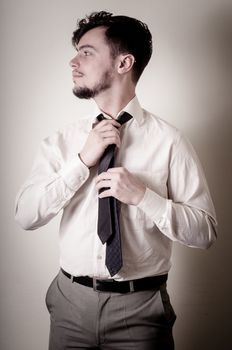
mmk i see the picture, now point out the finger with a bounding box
[98,189,113,198]
[96,169,121,181]
[103,136,121,148]
[97,122,120,131]
[96,172,113,183]
[98,125,121,134]
[107,167,125,173]
[100,131,120,139]
[95,119,121,130]
[96,180,112,190]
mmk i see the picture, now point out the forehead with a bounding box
[77,26,109,50]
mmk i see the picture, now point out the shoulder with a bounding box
[142,108,181,145]
[43,115,93,145]
[140,108,199,162]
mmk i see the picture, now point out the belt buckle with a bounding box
[93,278,114,292]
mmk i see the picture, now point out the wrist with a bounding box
[78,153,92,168]
[134,186,146,206]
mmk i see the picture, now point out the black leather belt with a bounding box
[61,268,167,293]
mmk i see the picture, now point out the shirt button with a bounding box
[97,255,102,260]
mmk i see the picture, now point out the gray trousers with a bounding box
[46,270,176,350]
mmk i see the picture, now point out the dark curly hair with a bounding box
[72,11,153,83]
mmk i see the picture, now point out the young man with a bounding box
[15,11,217,350]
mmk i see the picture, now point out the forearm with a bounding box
[15,156,89,230]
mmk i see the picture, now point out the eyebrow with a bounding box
[77,44,97,52]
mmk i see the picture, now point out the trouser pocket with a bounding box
[158,284,177,326]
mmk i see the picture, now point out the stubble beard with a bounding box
[72,69,113,100]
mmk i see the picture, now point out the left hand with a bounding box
[95,167,146,205]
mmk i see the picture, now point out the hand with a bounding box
[79,119,121,168]
[95,167,146,205]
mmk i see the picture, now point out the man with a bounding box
[15,11,217,350]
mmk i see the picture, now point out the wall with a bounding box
[1,0,231,349]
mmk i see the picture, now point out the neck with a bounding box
[93,82,136,118]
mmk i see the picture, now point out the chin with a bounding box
[72,87,94,99]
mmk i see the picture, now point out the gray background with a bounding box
[1,0,232,349]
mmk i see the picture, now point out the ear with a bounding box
[117,54,136,75]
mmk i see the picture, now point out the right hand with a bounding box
[79,119,121,168]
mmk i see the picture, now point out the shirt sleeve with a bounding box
[15,129,90,230]
[137,132,217,249]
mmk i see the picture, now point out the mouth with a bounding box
[72,70,84,78]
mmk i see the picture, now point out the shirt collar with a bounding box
[92,95,144,126]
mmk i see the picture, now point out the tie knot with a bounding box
[96,112,132,125]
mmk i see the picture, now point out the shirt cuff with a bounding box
[58,155,90,192]
[137,187,170,224]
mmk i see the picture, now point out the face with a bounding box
[70,26,116,99]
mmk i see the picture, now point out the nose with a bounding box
[69,54,79,68]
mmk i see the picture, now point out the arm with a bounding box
[137,188,217,249]
[96,133,217,249]
[138,133,217,248]
[15,131,90,230]
[15,119,122,230]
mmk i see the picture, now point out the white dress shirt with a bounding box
[15,96,217,280]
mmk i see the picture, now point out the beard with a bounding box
[72,69,113,99]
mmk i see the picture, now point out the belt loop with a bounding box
[129,281,135,292]
[93,278,97,291]
[71,275,74,283]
